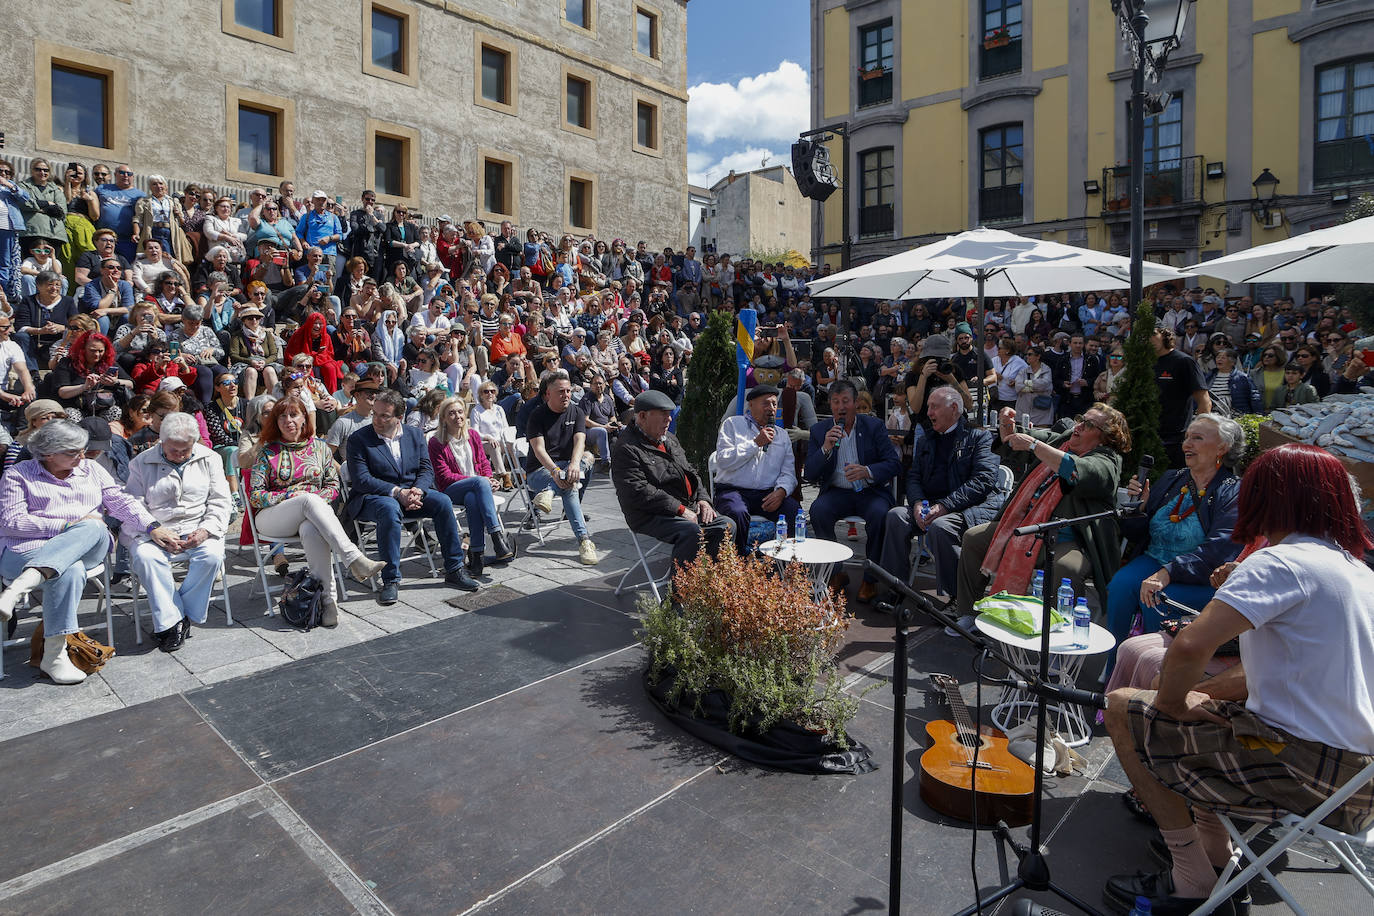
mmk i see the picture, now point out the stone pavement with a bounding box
[0,477,1366,914]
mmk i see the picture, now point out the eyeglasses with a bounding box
[115,169,133,176]
[1328,336,1345,343]
[56,449,84,458]
[242,316,261,322]
[1074,415,1104,433]
[1108,353,1124,360]
[32,167,50,174]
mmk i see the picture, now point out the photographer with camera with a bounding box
[902,336,974,437]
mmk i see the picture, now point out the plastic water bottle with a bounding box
[775,514,787,546]
[795,509,807,543]
[1031,570,1044,600]
[919,499,930,524]
[1056,578,1075,633]
[1128,895,1152,916]
[1073,597,1091,649]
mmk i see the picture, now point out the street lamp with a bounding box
[1111,0,1195,308]
[1252,168,1280,224]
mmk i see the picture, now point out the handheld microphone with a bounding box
[1019,412,1031,434]
[1007,678,1107,711]
[1136,453,1155,487]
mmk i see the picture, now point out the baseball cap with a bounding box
[311,189,328,199]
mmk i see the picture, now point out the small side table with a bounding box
[757,538,854,604]
[973,614,1115,748]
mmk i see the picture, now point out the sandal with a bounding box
[1121,789,1157,826]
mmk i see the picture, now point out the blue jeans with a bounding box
[584,426,610,461]
[0,229,19,303]
[354,490,464,583]
[528,457,591,540]
[1104,553,1216,672]
[129,537,223,631]
[0,520,109,636]
[443,478,500,552]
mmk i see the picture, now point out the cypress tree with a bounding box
[678,310,737,472]
[1113,299,1165,479]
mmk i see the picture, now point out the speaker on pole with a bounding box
[792,139,840,202]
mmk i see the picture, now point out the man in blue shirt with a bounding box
[295,190,343,259]
[78,257,134,335]
[95,165,145,262]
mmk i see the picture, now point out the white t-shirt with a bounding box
[0,339,25,389]
[1216,534,1374,755]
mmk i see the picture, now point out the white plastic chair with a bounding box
[608,465,673,602]
[338,477,441,580]
[237,453,348,616]
[128,550,234,644]
[1194,760,1374,915]
[0,558,114,679]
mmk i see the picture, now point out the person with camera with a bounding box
[902,336,974,439]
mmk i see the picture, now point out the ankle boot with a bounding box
[0,567,44,622]
[40,633,87,685]
[319,595,339,628]
[466,548,484,577]
[489,529,514,564]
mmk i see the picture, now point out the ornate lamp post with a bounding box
[1111,1,1195,306]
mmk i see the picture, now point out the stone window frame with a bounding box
[561,63,598,138]
[225,85,297,185]
[220,0,295,53]
[632,93,663,158]
[634,4,662,63]
[365,118,421,208]
[477,148,520,224]
[362,0,419,88]
[566,168,598,235]
[33,41,130,162]
[562,0,598,38]
[474,31,519,117]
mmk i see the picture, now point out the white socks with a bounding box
[0,567,44,622]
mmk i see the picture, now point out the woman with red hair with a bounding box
[1102,443,1374,914]
[285,312,345,393]
[45,330,132,418]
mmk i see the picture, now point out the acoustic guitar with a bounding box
[918,673,1035,827]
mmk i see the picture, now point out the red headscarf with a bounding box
[70,330,116,375]
[285,312,336,363]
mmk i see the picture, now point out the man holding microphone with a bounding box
[712,384,799,556]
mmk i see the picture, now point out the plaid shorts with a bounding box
[1126,691,1374,835]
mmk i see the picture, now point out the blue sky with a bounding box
[685,1,811,188]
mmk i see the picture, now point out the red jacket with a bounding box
[427,429,492,492]
[132,359,197,394]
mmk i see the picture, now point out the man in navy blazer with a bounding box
[346,389,477,603]
[804,378,901,602]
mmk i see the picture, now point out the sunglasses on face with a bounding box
[115,169,133,176]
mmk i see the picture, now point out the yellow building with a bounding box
[811,0,1374,290]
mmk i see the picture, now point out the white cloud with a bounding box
[688,147,788,188]
[688,60,810,145]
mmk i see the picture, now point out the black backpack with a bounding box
[278,569,325,631]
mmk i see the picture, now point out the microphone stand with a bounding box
[866,506,1114,916]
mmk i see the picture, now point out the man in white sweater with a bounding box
[711,384,800,555]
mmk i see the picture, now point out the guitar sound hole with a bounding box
[957,734,983,748]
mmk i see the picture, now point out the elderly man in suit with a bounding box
[804,378,901,602]
[345,389,478,604]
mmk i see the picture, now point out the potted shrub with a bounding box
[638,542,873,773]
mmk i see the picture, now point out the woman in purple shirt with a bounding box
[0,420,180,683]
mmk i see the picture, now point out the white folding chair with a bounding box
[237,453,349,616]
[608,466,673,602]
[503,436,567,548]
[1195,760,1374,915]
[0,556,115,679]
[339,477,440,580]
[128,550,234,644]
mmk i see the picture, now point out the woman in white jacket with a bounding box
[124,412,233,652]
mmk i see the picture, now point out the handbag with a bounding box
[278,569,325,630]
[534,247,555,277]
[1032,394,1054,410]
[28,622,116,674]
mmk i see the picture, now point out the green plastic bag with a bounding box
[974,591,1067,636]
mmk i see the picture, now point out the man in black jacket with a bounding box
[611,390,733,569]
[493,220,523,274]
[877,386,1003,603]
[347,191,386,278]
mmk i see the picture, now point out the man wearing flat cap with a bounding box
[712,384,799,555]
[611,390,733,569]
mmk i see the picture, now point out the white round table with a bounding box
[973,613,1115,748]
[757,538,853,604]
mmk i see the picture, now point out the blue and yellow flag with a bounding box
[735,309,757,369]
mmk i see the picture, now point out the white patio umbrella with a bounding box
[806,226,1188,416]
[1185,214,1374,284]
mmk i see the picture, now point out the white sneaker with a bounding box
[578,538,599,566]
[532,490,554,514]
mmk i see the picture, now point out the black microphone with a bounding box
[1008,677,1107,711]
[1136,453,1155,487]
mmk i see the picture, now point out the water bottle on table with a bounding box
[1072,597,1091,649]
[1031,570,1044,600]
[795,509,807,543]
[1056,578,1074,634]
[919,499,930,524]
[775,514,787,546]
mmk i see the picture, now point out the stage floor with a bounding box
[1,573,1366,915]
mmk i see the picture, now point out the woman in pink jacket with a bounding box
[427,396,514,576]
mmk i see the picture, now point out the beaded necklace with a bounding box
[1169,481,1206,524]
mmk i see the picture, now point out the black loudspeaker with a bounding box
[792,139,840,202]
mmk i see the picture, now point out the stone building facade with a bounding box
[694,165,813,258]
[1,0,689,243]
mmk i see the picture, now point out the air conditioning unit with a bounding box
[1263,209,1284,229]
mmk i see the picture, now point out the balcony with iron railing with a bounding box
[980,37,1021,80]
[979,185,1023,224]
[857,67,892,108]
[1315,136,1374,186]
[1101,155,1204,214]
[859,203,894,237]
